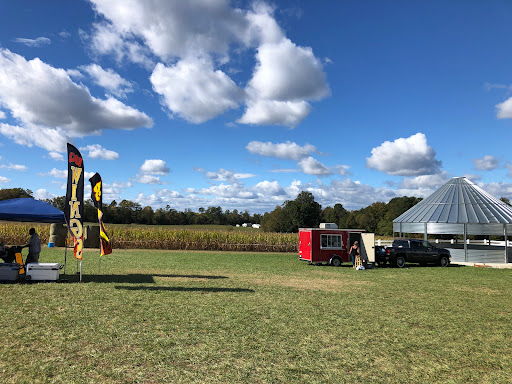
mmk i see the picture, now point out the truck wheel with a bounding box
[439,256,450,267]
[330,256,342,267]
[396,256,406,268]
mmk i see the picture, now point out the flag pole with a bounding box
[64,232,68,275]
[79,259,82,283]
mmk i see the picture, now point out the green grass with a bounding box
[1,248,511,383]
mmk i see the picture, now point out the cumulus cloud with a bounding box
[0,49,153,152]
[0,110,5,119]
[0,176,10,183]
[0,123,68,153]
[237,99,312,127]
[196,183,256,199]
[34,188,56,200]
[89,0,248,60]
[80,64,134,98]
[399,172,450,190]
[88,0,329,127]
[246,140,317,160]
[150,58,243,123]
[136,174,163,184]
[246,39,329,102]
[140,159,170,175]
[496,97,512,119]
[253,180,287,196]
[48,152,64,161]
[366,133,442,176]
[298,156,332,175]
[473,155,500,171]
[14,37,51,47]
[0,163,27,171]
[80,144,119,160]
[40,168,67,178]
[201,168,255,182]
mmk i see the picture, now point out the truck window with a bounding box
[320,234,343,249]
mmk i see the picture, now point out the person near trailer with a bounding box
[349,241,360,266]
[23,228,41,265]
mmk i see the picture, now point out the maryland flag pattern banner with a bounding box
[64,143,84,260]
[89,173,112,256]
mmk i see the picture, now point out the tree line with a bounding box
[3,187,511,236]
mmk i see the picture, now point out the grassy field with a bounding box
[1,248,511,383]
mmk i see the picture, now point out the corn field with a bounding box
[0,222,298,252]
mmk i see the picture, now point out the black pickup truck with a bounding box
[380,239,451,268]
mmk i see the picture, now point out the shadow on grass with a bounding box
[114,285,254,293]
[60,273,229,284]
[152,274,228,279]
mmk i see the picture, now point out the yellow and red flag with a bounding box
[89,173,112,256]
[65,143,84,260]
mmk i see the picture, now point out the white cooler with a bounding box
[25,263,60,281]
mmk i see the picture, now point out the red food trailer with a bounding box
[298,224,375,266]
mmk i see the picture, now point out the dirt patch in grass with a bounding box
[233,273,374,292]
[453,285,503,295]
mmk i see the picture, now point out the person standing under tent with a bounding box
[23,228,41,265]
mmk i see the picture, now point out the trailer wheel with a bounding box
[330,256,342,267]
[396,256,406,268]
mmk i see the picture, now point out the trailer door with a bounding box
[299,230,312,261]
[360,233,375,263]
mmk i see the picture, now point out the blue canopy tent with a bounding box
[0,198,65,223]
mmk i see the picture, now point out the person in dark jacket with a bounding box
[23,228,41,265]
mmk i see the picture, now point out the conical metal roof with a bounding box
[394,177,512,224]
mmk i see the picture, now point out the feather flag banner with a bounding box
[89,173,112,256]
[65,143,84,260]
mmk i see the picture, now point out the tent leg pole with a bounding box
[504,225,508,264]
[464,224,468,262]
[64,234,68,275]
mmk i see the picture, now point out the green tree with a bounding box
[0,188,33,200]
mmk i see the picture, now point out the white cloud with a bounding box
[136,174,163,184]
[197,183,256,199]
[14,37,51,47]
[366,133,442,176]
[203,168,255,182]
[88,0,329,127]
[0,110,5,119]
[0,123,68,153]
[473,155,500,171]
[49,152,64,161]
[150,59,243,124]
[253,180,287,196]
[34,188,56,200]
[0,176,10,183]
[477,181,512,200]
[399,172,450,190]
[89,0,248,60]
[40,168,67,179]
[140,159,170,175]
[237,97,311,128]
[80,64,134,98]
[496,97,512,119]
[247,39,329,102]
[246,140,317,160]
[0,49,153,150]
[0,163,27,171]
[80,144,119,160]
[298,156,332,175]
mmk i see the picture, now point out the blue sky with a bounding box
[0,0,512,213]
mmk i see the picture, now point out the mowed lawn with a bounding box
[1,249,511,383]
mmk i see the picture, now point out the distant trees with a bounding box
[0,188,33,200]
[261,194,421,235]
[38,189,421,235]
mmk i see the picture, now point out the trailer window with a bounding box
[321,234,343,249]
